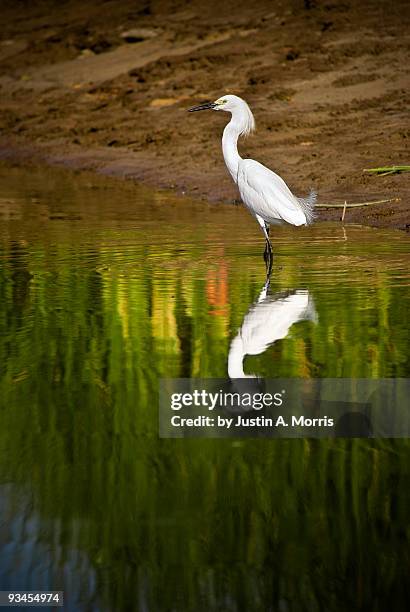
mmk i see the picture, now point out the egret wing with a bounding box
[239,159,307,226]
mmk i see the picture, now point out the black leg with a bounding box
[259,219,272,270]
[262,222,272,260]
[263,237,273,257]
[264,239,273,276]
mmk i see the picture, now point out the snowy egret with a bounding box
[188,95,316,268]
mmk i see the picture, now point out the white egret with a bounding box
[188,95,316,267]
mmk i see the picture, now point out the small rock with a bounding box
[78,48,95,59]
[285,49,300,61]
[121,28,158,43]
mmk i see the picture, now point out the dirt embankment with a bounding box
[0,0,409,227]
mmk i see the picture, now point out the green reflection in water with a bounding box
[0,165,409,611]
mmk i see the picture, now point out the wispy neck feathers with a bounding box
[230,100,256,136]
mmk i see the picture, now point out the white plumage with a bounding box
[228,288,317,378]
[189,94,316,259]
[238,159,310,226]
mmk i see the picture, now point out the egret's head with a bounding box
[213,94,246,112]
[188,94,255,135]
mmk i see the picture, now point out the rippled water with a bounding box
[0,164,409,611]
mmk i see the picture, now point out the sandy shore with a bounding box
[0,0,409,228]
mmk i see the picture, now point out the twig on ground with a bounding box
[317,197,400,209]
[364,166,410,177]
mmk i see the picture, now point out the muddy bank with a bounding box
[0,0,409,228]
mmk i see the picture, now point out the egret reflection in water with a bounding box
[228,283,318,379]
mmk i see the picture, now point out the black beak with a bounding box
[188,101,217,112]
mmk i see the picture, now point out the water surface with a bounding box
[0,164,409,611]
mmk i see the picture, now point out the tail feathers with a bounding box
[297,189,317,225]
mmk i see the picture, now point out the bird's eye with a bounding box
[222,99,227,103]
